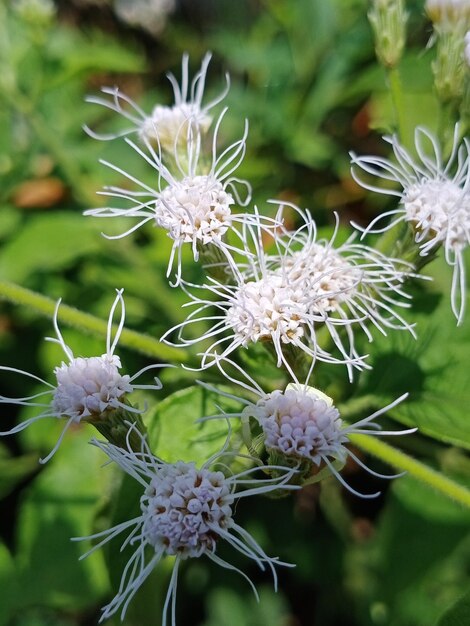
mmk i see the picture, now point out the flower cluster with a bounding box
[162,204,417,380]
[1,46,466,626]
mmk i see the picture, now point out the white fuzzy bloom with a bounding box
[225,274,308,346]
[255,386,347,465]
[114,0,176,36]
[73,427,298,624]
[198,357,415,498]
[267,205,419,366]
[155,174,234,245]
[85,53,228,150]
[142,462,234,559]
[283,243,362,315]
[0,290,163,463]
[351,125,470,324]
[52,354,132,420]
[85,109,253,285]
[161,231,367,380]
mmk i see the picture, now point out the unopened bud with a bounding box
[369,0,408,69]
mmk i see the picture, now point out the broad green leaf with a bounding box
[379,493,469,587]
[202,586,289,626]
[0,541,20,626]
[15,425,110,612]
[0,442,38,500]
[437,590,470,626]
[360,256,470,449]
[0,205,21,240]
[147,385,241,465]
[0,213,103,282]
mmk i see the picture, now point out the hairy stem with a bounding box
[350,433,470,509]
[0,280,189,363]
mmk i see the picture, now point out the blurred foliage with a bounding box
[0,1,469,626]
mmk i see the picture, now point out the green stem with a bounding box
[349,433,470,509]
[0,280,189,364]
[387,66,409,145]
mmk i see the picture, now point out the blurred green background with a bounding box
[0,1,469,625]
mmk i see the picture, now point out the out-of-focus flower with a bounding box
[199,356,415,498]
[465,31,470,66]
[12,0,56,25]
[425,0,470,29]
[85,109,253,285]
[74,426,298,623]
[350,125,470,324]
[85,53,229,150]
[0,290,163,463]
[114,0,176,36]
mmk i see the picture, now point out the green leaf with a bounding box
[0,541,20,626]
[0,212,103,282]
[437,590,470,626]
[0,205,21,241]
[369,486,470,626]
[15,424,110,612]
[0,442,38,500]
[202,586,289,626]
[147,385,241,465]
[360,256,470,449]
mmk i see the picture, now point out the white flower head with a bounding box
[73,425,298,624]
[85,108,254,285]
[269,204,419,363]
[199,356,415,499]
[0,290,164,463]
[161,215,368,380]
[350,125,470,324]
[85,53,229,150]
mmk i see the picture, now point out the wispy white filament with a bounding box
[85,52,229,149]
[0,290,163,463]
[351,125,469,324]
[73,425,298,624]
[85,108,254,285]
[198,355,415,499]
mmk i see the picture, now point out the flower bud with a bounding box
[368,0,408,69]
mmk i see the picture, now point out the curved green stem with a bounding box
[350,433,470,509]
[0,280,189,363]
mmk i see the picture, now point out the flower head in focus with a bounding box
[199,356,415,498]
[161,215,368,380]
[85,108,253,285]
[269,204,419,358]
[73,425,297,624]
[350,125,470,324]
[0,290,163,463]
[85,53,229,151]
